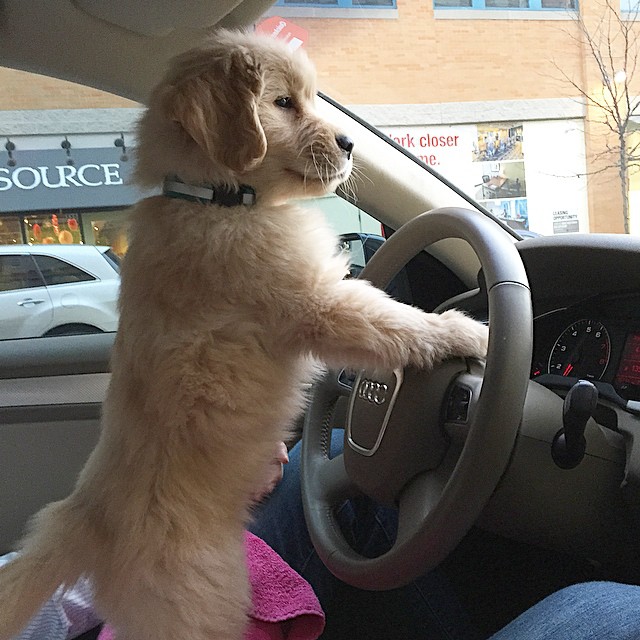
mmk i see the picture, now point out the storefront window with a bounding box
[24,212,83,245]
[84,208,131,257]
[0,208,131,254]
[0,217,23,244]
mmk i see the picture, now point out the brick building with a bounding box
[1,0,638,246]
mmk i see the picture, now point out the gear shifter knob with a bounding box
[551,379,598,469]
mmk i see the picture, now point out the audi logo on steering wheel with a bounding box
[357,378,389,405]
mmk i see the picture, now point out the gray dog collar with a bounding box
[163,177,256,207]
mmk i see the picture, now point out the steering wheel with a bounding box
[301,206,532,590]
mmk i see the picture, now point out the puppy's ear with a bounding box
[165,49,267,174]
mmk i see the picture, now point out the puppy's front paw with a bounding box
[436,309,488,362]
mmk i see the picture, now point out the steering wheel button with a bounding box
[446,384,472,423]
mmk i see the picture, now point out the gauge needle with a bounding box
[563,332,589,377]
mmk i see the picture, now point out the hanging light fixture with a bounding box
[5,138,16,167]
[114,133,128,162]
[61,136,74,166]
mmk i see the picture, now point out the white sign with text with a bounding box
[382,120,588,235]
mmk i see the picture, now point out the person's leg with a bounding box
[490,581,640,640]
[248,429,405,603]
[249,430,480,640]
[248,429,345,605]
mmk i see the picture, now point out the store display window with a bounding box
[0,208,132,256]
[0,216,23,244]
[24,212,83,245]
[84,208,131,257]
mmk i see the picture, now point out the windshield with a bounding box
[256,0,639,237]
[0,0,638,339]
[1,2,637,243]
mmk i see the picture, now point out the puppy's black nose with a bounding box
[336,134,354,159]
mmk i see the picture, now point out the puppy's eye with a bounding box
[275,96,294,109]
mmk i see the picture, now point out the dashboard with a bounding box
[516,235,640,418]
[375,229,640,564]
[399,232,640,415]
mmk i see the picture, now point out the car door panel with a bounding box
[0,288,54,339]
[47,280,120,332]
[0,413,101,554]
[0,254,54,339]
[33,252,120,332]
[0,334,113,553]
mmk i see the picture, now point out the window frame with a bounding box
[620,0,640,13]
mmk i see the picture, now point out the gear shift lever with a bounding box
[551,379,598,469]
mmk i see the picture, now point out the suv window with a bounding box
[102,249,121,274]
[0,255,45,292]
[32,255,96,286]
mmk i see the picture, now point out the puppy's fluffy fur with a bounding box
[0,30,487,640]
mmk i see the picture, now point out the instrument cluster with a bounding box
[531,294,640,402]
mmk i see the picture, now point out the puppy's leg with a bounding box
[299,278,488,371]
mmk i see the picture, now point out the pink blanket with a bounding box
[97,532,324,640]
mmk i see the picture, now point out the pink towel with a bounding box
[97,531,324,640]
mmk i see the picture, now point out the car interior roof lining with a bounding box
[0,0,275,102]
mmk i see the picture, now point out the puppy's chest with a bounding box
[139,208,344,307]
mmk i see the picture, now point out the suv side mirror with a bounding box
[339,232,413,304]
[339,233,385,279]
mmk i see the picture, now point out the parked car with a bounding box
[0,245,120,339]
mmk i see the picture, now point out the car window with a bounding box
[32,255,96,286]
[0,255,44,292]
[0,65,140,262]
[102,249,122,274]
[0,64,380,340]
[0,65,143,339]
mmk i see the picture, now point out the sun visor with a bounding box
[73,0,248,37]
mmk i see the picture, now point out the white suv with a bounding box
[0,245,120,339]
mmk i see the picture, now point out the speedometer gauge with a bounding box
[548,319,611,380]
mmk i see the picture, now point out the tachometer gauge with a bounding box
[548,319,611,380]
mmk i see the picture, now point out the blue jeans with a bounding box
[249,430,640,640]
[491,582,640,640]
[249,429,479,640]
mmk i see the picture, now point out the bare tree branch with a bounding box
[557,0,640,232]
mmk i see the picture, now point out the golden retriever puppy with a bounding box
[0,29,487,640]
